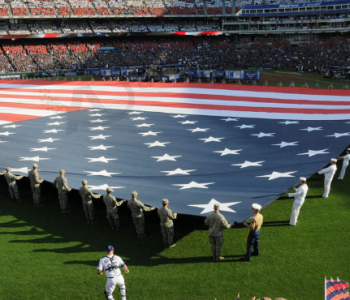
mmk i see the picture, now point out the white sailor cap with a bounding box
[331,158,337,162]
[300,177,307,182]
[252,203,262,211]
[347,148,350,151]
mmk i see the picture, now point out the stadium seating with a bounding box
[0,5,10,16]
[11,3,29,16]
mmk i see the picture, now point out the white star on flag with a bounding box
[19,156,50,162]
[180,120,198,125]
[188,199,241,214]
[89,119,108,123]
[9,167,31,173]
[256,171,297,180]
[160,168,196,176]
[144,141,170,148]
[251,132,275,138]
[0,131,15,136]
[232,161,265,168]
[272,141,298,148]
[88,145,114,151]
[236,124,255,129]
[279,121,299,125]
[172,115,187,118]
[172,181,215,190]
[37,138,60,143]
[89,134,111,140]
[30,147,56,152]
[89,109,101,112]
[85,170,120,177]
[297,149,329,157]
[128,111,142,115]
[86,156,117,163]
[187,128,210,133]
[138,131,162,137]
[213,148,242,156]
[300,127,323,132]
[3,124,21,128]
[89,113,104,117]
[152,154,182,161]
[50,116,65,119]
[326,132,350,138]
[89,126,110,131]
[135,123,154,128]
[43,129,63,134]
[0,140,8,143]
[221,118,239,122]
[199,136,224,143]
[131,117,147,121]
[46,122,65,126]
[88,184,125,191]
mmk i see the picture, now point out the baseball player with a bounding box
[97,245,129,300]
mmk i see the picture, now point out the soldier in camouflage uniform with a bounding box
[79,180,101,224]
[53,169,72,213]
[127,191,155,238]
[28,164,44,207]
[4,167,23,201]
[103,187,126,230]
[204,203,233,261]
[157,198,177,248]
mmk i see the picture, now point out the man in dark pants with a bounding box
[242,203,263,262]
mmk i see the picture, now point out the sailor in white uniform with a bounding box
[97,245,129,300]
[285,177,308,226]
[337,148,350,180]
[318,158,337,198]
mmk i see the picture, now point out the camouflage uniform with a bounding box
[157,205,177,246]
[53,175,70,210]
[127,197,153,237]
[28,168,43,205]
[4,171,22,201]
[79,185,100,223]
[204,211,231,261]
[103,194,124,229]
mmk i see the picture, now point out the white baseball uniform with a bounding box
[288,184,308,226]
[338,154,350,179]
[97,255,127,300]
[318,164,337,198]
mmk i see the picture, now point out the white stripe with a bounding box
[0,120,10,125]
[0,96,349,110]
[0,84,349,102]
[0,107,63,117]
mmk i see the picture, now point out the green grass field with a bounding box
[1,147,350,300]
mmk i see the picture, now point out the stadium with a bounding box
[0,0,349,300]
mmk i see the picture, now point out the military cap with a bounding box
[82,180,88,185]
[252,203,262,211]
[300,177,307,182]
[214,203,220,210]
[331,158,337,163]
[5,167,10,171]
[131,191,138,196]
[107,187,113,193]
[33,163,38,168]
[162,198,169,205]
[60,169,65,174]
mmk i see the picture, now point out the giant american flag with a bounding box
[0,80,349,223]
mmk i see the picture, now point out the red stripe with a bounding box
[0,113,39,122]
[0,102,86,112]
[2,80,350,97]
[0,87,349,107]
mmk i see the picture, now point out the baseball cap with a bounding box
[107,245,114,252]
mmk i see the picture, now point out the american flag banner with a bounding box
[0,80,350,223]
[325,278,350,300]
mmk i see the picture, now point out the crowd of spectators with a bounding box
[11,2,29,16]
[0,35,349,74]
[28,0,55,16]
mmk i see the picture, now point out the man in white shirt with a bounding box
[337,148,350,180]
[97,245,129,300]
[318,158,337,198]
[285,177,308,225]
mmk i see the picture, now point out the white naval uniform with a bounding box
[338,154,350,179]
[288,184,308,225]
[318,164,337,198]
[97,255,126,300]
